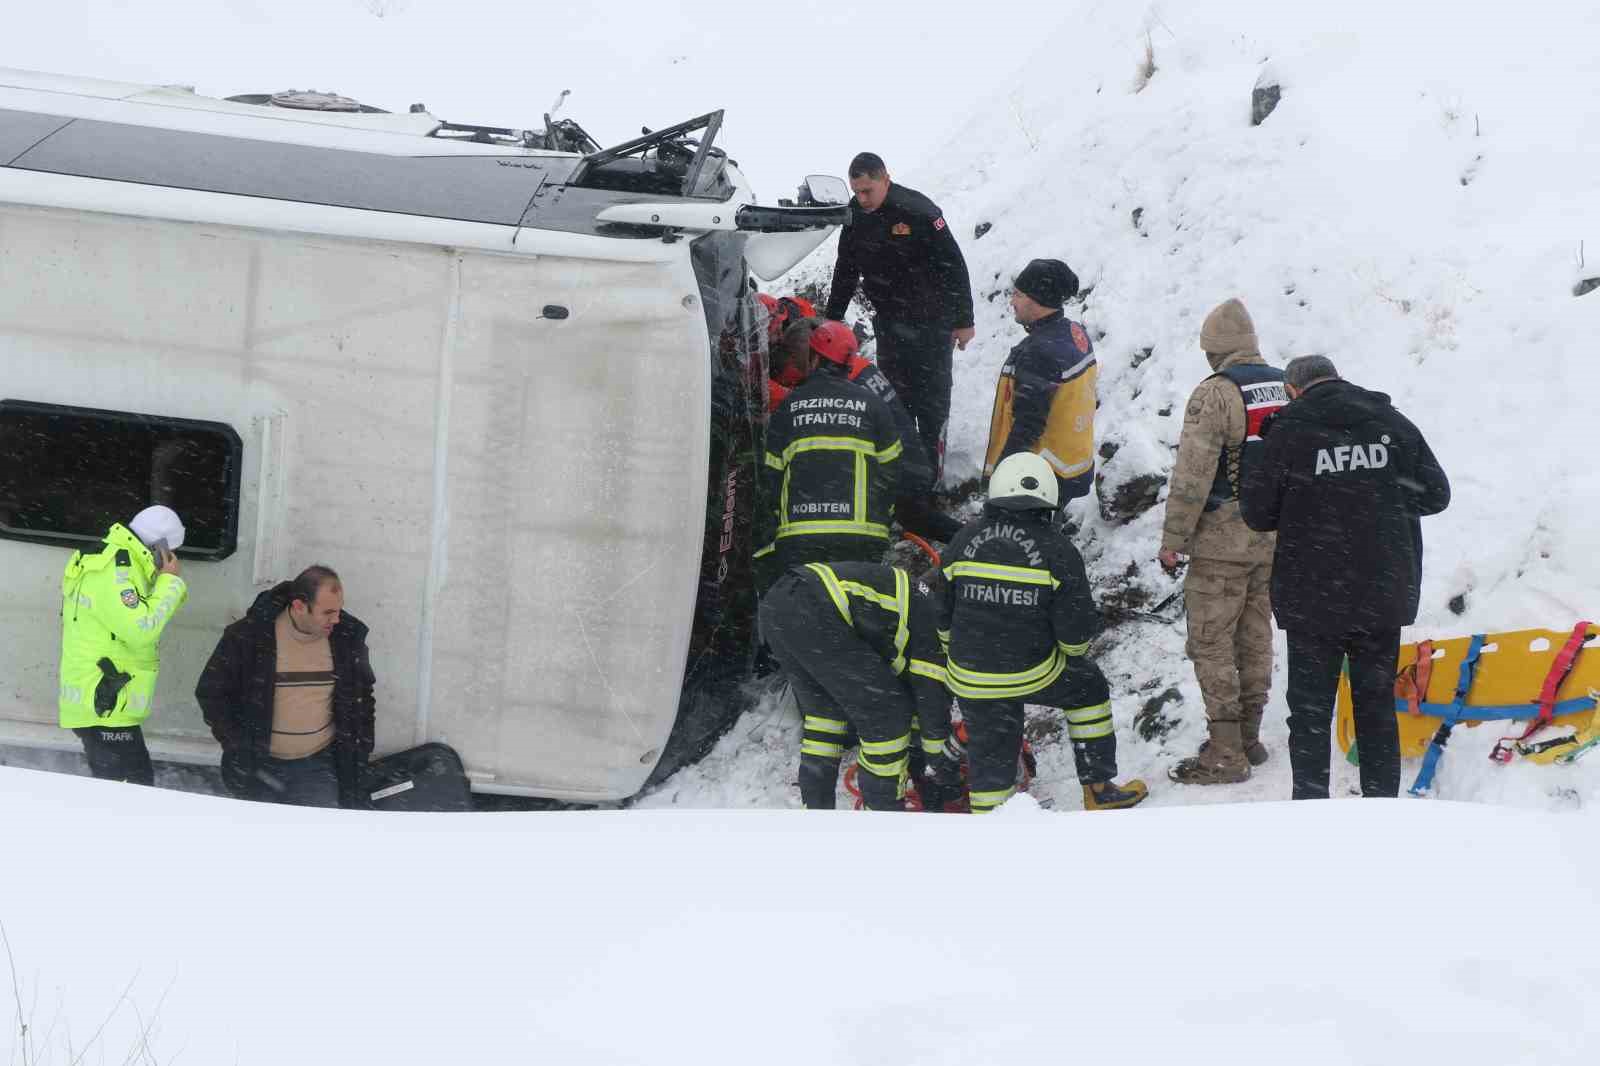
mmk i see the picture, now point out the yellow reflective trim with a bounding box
[946,653,1067,700]
[943,561,1059,588]
[764,452,785,470]
[921,736,947,756]
[753,543,775,558]
[906,658,947,683]
[780,467,791,527]
[775,520,891,539]
[1065,701,1114,740]
[836,580,898,613]
[854,451,867,523]
[860,733,910,756]
[890,568,910,674]
[858,754,909,778]
[805,564,853,626]
[947,651,1060,687]
[800,740,845,758]
[875,438,903,463]
[969,786,1015,812]
[1067,719,1115,741]
[1058,639,1090,657]
[803,714,850,735]
[781,435,877,462]
[1063,701,1112,724]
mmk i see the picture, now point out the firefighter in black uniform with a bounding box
[825,152,974,516]
[760,562,953,810]
[940,452,1148,812]
[773,317,960,543]
[755,321,911,591]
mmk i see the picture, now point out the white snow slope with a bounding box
[3,767,1598,1065]
[656,0,1600,813]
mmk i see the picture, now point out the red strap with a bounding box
[901,532,942,570]
[1399,640,1435,715]
[1517,621,1594,740]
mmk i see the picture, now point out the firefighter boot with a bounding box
[1169,719,1251,785]
[1240,703,1269,767]
[1083,778,1149,811]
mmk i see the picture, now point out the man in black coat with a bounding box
[196,565,377,807]
[825,152,974,489]
[1241,355,1450,799]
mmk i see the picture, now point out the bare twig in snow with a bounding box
[1008,90,1040,151]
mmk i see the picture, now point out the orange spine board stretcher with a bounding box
[1336,624,1599,758]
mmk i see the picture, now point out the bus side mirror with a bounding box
[800,175,849,206]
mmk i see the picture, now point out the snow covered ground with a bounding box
[5,2,1600,1060]
[4,766,1599,1065]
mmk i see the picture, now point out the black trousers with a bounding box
[760,571,914,811]
[874,317,955,485]
[957,658,1118,813]
[1285,628,1402,799]
[74,725,154,786]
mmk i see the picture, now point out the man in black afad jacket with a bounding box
[825,152,975,488]
[1241,356,1450,799]
[196,565,377,807]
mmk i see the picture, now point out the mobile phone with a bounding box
[147,538,170,568]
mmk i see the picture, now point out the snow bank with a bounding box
[772,0,1600,812]
[3,765,1597,1064]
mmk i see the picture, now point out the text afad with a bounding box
[1314,442,1388,475]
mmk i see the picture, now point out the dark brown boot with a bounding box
[1241,704,1269,766]
[1169,720,1251,785]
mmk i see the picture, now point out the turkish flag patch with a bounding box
[1070,322,1090,353]
[933,216,946,231]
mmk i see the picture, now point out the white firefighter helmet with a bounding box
[987,452,1058,511]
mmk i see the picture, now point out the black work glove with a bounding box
[218,749,254,799]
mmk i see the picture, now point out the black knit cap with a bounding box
[1013,258,1079,308]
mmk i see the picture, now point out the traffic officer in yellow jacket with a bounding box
[984,259,1097,504]
[759,561,952,810]
[754,321,911,592]
[940,454,1147,812]
[58,505,189,784]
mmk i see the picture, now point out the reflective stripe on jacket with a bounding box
[756,363,908,558]
[938,505,1099,700]
[800,561,950,750]
[58,523,188,729]
[984,311,1097,501]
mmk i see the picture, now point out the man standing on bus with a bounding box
[825,152,974,517]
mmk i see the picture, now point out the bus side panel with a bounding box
[425,252,709,800]
[0,203,451,761]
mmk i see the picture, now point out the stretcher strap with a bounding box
[1518,621,1593,740]
[1409,634,1486,796]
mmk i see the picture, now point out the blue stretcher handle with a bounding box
[1409,738,1448,797]
[1408,634,1486,796]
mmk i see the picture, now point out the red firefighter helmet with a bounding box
[809,320,859,364]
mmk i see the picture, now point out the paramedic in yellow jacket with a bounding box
[983,258,1096,504]
[58,505,189,785]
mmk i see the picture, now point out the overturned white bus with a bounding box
[0,68,846,802]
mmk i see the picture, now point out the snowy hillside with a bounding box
[3,766,1598,1065]
[666,0,1600,813]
